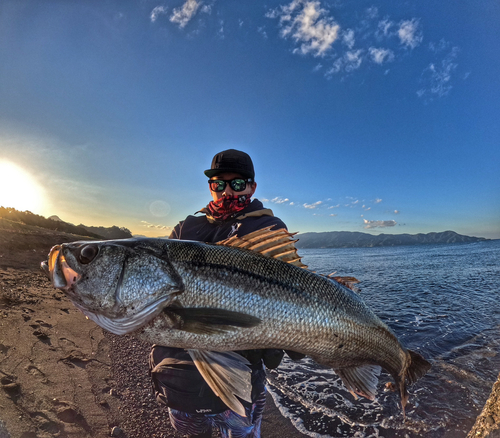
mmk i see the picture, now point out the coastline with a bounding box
[0,220,498,437]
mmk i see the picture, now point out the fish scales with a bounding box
[41,231,431,417]
[140,240,407,374]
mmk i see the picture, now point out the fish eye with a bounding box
[79,244,99,264]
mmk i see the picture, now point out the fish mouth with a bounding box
[42,243,171,335]
[41,245,81,290]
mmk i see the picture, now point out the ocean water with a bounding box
[266,240,500,438]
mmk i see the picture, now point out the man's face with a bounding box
[209,172,257,202]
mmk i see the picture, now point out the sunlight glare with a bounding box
[0,160,47,213]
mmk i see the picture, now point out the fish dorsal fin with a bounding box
[218,227,307,268]
[218,228,361,290]
[187,349,252,417]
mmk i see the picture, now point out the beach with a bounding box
[0,218,498,438]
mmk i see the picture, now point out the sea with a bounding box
[266,240,500,438]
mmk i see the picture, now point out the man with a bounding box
[149,149,296,438]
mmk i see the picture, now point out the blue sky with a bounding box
[0,0,499,239]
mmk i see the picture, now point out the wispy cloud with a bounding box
[363,219,397,229]
[375,198,382,203]
[170,0,201,29]
[266,0,340,57]
[397,19,423,49]
[328,49,364,74]
[150,6,168,23]
[369,47,394,64]
[304,201,322,209]
[417,46,459,99]
[271,196,290,204]
[141,220,171,230]
[342,29,355,49]
[376,18,393,39]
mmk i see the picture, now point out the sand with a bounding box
[0,217,498,438]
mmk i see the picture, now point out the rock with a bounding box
[111,426,123,436]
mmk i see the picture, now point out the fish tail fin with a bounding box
[398,349,432,416]
[406,349,432,384]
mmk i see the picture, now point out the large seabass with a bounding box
[42,228,431,416]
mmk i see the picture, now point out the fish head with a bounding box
[41,239,183,335]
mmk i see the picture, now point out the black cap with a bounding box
[204,149,255,179]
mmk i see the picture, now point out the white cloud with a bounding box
[267,0,340,57]
[394,210,400,214]
[328,49,364,74]
[417,46,459,99]
[329,213,338,217]
[170,0,201,29]
[376,18,393,38]
[429,38,450,53]
[363,219,397,229]
[345,49,363,71]
[342,29,355,49]
[398,19,423,49]
[304,201,322,209]
[369,47,394,64]
[375,198,382,203]
[365,6,379,20]
[328,204,340,209]
[257,27,268,39]
[141,220,171,230]
[271,197,290,204]
[150,6,168,23]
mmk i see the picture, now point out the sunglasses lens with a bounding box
[229,179,247,191]
[209,180,226,192]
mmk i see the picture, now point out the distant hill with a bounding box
[78,224,132,240]
[0,207,132,240]
[294,230,491,248]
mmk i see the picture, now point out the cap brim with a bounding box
[204,168,254,178]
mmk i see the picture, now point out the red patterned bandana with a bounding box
[207,195,251,221]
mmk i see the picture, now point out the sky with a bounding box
[0,0,499,239]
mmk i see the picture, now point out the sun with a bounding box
[0,160,47,214]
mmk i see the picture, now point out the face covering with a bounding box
[206,195,251,221]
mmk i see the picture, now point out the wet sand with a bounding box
[0,217,498,437]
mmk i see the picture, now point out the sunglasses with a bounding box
[208,178,253,192]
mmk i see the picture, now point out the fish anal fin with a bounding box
[217,228,308,269]
[188,350,251,417]
[164,307,261,335]
[335,365,382,401]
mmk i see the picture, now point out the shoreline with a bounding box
[0,220,498,437]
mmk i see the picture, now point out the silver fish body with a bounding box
[42,232,431,416]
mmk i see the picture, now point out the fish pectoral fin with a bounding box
[164,307,261,335]
[335,365,382,401]
[188,349,252,417]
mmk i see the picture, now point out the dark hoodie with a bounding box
[168,198,287,242]
[149,198,289,415]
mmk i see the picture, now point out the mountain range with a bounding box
[294,230,491,249]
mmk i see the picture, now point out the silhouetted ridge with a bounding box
[0,207,132,239]
[295,230,490,248]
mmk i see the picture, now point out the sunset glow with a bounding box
[0,160,47,214]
